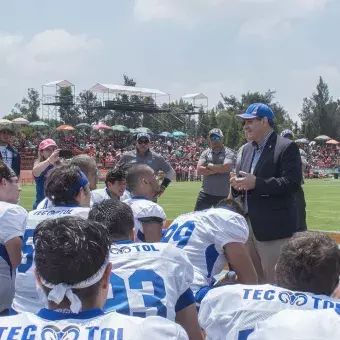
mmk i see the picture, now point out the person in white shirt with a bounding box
[1,216,188,340]
[124,164,167,243]
[249,308,340,340]
[92,168,128,204]
[37,154,98,209]
[0,161,27,316]
[199,231,340,340]
[12,164,92,314]
[162,198,257,303]
[89,199,203,340]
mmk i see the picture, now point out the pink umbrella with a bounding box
[93,124,111,131]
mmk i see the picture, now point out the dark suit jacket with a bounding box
[233,132,301,242]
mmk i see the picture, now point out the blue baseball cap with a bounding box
[281,129,294,138]
[209,128,223,138]
[237,103,275,120]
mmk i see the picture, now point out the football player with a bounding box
[124,164,166,242]
[89,199,203,340]
[0,216,188,339]
[91,168,127,203]
[249,309,340,340]
[12,165,91,314]
[199,231,340,340]
[0,161,27,316]
[161,198,258,304]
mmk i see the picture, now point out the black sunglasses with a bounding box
[138,139,149,144]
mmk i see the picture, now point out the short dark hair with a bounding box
[276,231,340,296]
[126,164,152,191]
[45,164,89,205]
[0,160,15,181]
[216,198,245,216]
[105,168,125,186]
[34,216,111,306]
[89,200,134,241]
[70,154,95,176]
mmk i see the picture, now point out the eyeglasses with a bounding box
[138,139,149,145]
[210,135,221,141]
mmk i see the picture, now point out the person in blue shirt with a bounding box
[32,139,60,209]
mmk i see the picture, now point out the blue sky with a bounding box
[0,0,339,121]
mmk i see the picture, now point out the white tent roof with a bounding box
[182,93,207,100]
[90,83,167,96]
[44,80,74,87]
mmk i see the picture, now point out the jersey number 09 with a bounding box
[161,221,196,248]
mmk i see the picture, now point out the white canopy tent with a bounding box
[44,80,74,88]
[181,92,208,114]
[90,83,167,97]
[182,93,208,100]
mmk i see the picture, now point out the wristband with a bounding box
[161,177,171,188]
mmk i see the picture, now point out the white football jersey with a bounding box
[121,189,131,201]
[0,202,27,311]
[37,192,98,209]
[91,188,112,204]
[249,308,340,340]
[162,208,249,293]
[91,188,131,204]
[105,241,194,321]
[199,283,340,340]
[124,197,166,242]
[0,308,188,339]
[12,206,90,314]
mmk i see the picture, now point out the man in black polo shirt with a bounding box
[117,133,175,197]
[194,128,235,211]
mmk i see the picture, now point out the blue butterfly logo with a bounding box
[278,291,308,306]
[41,325,80,340]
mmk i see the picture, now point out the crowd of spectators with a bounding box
[14,131,208,176]
[10,130,340,173]
[307,144,340,169]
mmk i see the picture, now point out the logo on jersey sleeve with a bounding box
[110,245,132,255]
[41,325,80,340]
[278,291,308,306]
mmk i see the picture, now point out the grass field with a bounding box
[19,179,340,232]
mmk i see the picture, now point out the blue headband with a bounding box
[72,171,89,192]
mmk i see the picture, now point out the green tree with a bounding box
[77,90,106,124]
[209,108,218,129]
[299,77,340,139]
[218,90,293,149]
[58,87,80,126]
[109,75,142,128]
[197,106,210,137]
[11,88,41,122]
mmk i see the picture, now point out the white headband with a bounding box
[40,257,110,314]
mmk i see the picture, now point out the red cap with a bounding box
[39,139,57,151]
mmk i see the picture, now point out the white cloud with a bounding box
[133,0,331,37]
[0,29,101,116]
[5,29,101,76]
